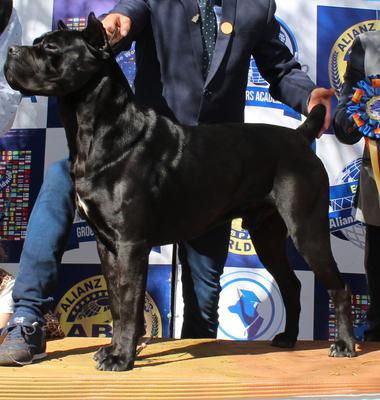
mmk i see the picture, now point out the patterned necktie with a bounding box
[198,0,217,78]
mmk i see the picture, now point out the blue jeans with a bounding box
[12,159,75,324]
[179,223,230,338]
[12,158,230,338]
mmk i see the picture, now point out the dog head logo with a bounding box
[228,288,264,338]
[329,20,380,97]
[55,275,162,338]
[217,270,285,340]
[4,13,112,96]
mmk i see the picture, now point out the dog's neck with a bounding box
[57,58,152,179]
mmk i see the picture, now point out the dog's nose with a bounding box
[8,46,20,56]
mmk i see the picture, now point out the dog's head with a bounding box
[4,12,111,96]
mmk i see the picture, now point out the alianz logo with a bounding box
[55,275,162,338]
[329,20,380,98]
[217,269,285,340]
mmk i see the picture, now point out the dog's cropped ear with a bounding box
[33,33,47,45]
[57,19,68,31]
[82,12,110,58]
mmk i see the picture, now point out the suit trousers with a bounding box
[364,224,380,338]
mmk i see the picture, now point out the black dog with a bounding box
[4,13,356,371]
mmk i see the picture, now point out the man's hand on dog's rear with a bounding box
[102,13,132,45]
[308,87,335,138]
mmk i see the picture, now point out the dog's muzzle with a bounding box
[4,46,29,92]
[4,47,19,82]
[8,45,21,57]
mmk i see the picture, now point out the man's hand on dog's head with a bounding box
[102,13,132,45]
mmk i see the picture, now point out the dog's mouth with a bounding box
[5,69,30,95]
[4,60,39,96]
[4,66,17,88]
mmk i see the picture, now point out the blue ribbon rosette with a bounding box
[346,75,380,140]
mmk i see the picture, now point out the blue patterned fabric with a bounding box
[198,0,217,78]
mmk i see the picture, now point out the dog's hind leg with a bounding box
[290,223,356,356]
[243,208,301,348]
[275,177,356,357]
[94,240,150,371]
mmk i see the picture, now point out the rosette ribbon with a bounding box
[347,75,380,194]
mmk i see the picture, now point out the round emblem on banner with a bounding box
[55,275,112,338]
[328,20,380,98]
[144,291,162,338]
[330,158,365,249]
[221,21,233,35]
[367,96,380,121]
[217,270,285,340]
[55,275,162,338]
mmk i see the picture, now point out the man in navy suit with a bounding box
[102,0,334,339]
[0,0,334,365]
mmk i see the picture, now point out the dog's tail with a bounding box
[296,104,326,144]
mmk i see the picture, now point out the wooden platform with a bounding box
[0,338,380,399]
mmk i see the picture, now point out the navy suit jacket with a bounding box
[109,0,316,125]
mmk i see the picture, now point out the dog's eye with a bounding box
[44,43,58,52]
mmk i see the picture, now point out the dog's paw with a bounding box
[329,339,357,358]
[271,332,297,348]
[96,353,135,371]
[93,345,112,362]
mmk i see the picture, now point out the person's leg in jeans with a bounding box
[179,223,231,338]
[364,224,380,340]
[0,158,75,365]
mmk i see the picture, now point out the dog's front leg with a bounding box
[93,241,121,366]
[95,240,150,371]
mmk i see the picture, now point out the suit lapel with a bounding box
[179,0,204,77]
[205,0,237,87]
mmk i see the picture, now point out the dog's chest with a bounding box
[76,193,90,219]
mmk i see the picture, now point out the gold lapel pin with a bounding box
[192,14,200,23]
[221,21,233,35]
